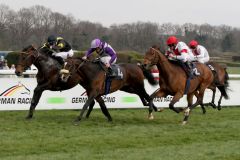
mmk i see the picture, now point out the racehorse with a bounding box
[15,45,158,122]
[143,45,216,124]
[203,62,229,110]
[61,57,159,123]
[15,45,114,120]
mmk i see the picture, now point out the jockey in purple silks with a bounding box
[82,38,117,76]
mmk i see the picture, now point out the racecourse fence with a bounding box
[0,70,239,110]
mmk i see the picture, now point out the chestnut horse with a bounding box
[143,46,215,124]
[62,57,159,123]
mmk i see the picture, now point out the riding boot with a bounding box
[184,62,194,78]
[107,67,116,77]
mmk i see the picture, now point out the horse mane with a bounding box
[22,45,35,52]
[151,45,165,54]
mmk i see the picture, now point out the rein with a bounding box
[17,48,40,67]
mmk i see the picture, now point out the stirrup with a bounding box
[60,69,69,74]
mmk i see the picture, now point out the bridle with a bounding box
[18,47,40,68]
[145,47,167,65]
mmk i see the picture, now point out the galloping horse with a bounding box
[204,62,229,110]
[62,57,159,123]
[143,45,215,124]
[15,45,113,120]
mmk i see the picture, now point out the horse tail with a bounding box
[217,68,229,99]
[139,64,158,85]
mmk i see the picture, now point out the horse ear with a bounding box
[31,44,37,50]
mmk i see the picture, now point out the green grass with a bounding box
[0,107,240,160]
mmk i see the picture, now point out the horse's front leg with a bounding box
[169,92,183,114]
[26,84,46,119]
[75,94,95,123]
[85,100,95,118]
[148,89,166,119]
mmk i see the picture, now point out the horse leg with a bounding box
[182,88,206,125]
[169,92,183,114]
[217,94,223,110]
[148,89,166,119]
[136,87,159,112]
[209,87,217,109]
[95,96,112,121]
[26,85,45,119]
[75,95,95,123]
[193,91,206,114]
[85,100,95,118]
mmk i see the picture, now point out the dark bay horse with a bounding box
[15,45,113,120]
[62,57,159,123]
[143,46,215,124]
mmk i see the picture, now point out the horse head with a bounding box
[15,45,39,76]
[143,45,166,69]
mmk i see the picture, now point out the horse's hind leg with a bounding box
[95,96,112,121]
[86,100,95,118]
[209,87,217,109]
[169,92,183,113]
[217,94,223,110]
[26,85,44,119]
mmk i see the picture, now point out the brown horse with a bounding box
[143,45,215,124]
[62,57,159,123]
[181,61,229,114]
[204,62,229,110]
[15,45,114,120]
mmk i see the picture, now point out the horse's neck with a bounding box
[78,61,103,79]
[156,54,176,77]
[33,54,59,73]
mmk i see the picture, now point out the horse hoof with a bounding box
[25,115,33,120]
[148,114,154,120]
[210,102,216,109]
[157,108,164,112]
[182,121,187,125]
[217,107,222,111]
[108,119,113,122]
[73,120,80,126]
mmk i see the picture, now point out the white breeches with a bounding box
[100,56,117,65]
[197,57,210,64]
[52,49,74,60]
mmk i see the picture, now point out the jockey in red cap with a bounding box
[189,40,210,64]
[166,36,200,77]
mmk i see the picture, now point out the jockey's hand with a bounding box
[168,53,175,58]
[82,56,87,60]
[105,63,110,68]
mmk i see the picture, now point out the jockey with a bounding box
[41,35,74,74]
[189,40,210,64]
[165,36,200,77]
[82,38,117,76]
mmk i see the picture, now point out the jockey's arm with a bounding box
[195,47,205,59]
[175,49,188,62]
[85,48,96,58]
[105,47,117,64]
